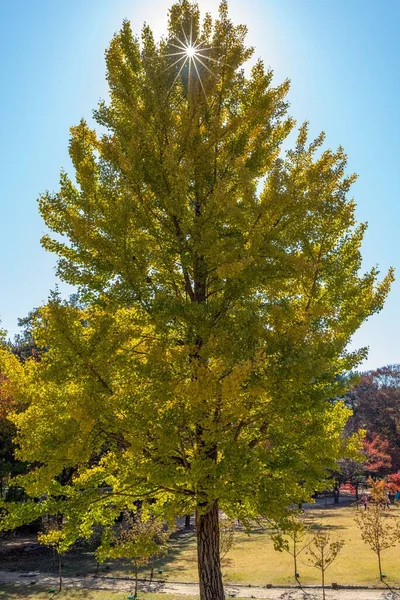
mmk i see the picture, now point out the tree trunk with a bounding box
[185,513,191,529]
[293,539,299,582]
[333,485,340,504]
[294,552,299,581]
[58,551,62,592]
[134,562,139,598]
[378,550,383,580]
[196,500,225,600]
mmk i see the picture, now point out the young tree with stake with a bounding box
[98,510,171,598]
[0,2,393,599]
[306,530,344,600]
[39,516,72,593]
[272,511,312,585]
[354,479,400,582]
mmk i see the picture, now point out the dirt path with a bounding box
[1,570,400,599]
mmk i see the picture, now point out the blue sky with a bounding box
[0,0,398,370]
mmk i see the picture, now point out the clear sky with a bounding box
[0,0,398,370]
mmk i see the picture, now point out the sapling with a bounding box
[219,518,235,560]
[98,509,171,599]
[38,515,71,592]
[271,512,312,585]
[306,529,344,600]
[354,480,400,582]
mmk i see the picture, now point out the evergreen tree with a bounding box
[0,2,393,599]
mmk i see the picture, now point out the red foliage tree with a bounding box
[339,482,357,495]
[363,434,392,478]
[386,471,400,493]
[346,365,400,471]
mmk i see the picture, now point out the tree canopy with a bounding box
[0,2,393,599]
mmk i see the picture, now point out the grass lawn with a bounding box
[154,503,400,588]
[1,501,400,589]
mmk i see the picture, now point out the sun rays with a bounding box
[162,21,216,100]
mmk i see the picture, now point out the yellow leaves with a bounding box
[216,259,249,279]
[368,477,388,503]
[68,121,99,194]
[0,349,26,403]
[175,363,217,411]
[75,414,95,437]
[221,360,251,406]
[38,529,64,549]
[344,429,366,461]
[72,464,108,488]
[0,1,394,552]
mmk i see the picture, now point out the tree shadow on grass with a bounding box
[106,527,198,581]
[304,510,348,521]
[0,528,198,587]
[151,528,197,575]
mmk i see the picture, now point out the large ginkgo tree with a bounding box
[0,2,393,599]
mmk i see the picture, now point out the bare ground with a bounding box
[1,570,400,600]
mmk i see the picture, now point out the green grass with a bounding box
[2,502,400,589]
[154,504,400,587]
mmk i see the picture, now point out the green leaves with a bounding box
[0,1,393,569]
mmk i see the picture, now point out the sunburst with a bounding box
[162,21,216,100]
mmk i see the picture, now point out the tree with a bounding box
[0,310,51,501]
[0,368,27,501]
[219,518,235,560]
[354,479,399,581]
[386,471,400,493]
[38,514,72,592]
[271,511,312,585]
[346,366,400,471]
[98,510,171,598]
[306,529,344,600]
[363,434,392,479]
[8,309,42,362]
[0,2,393,600]
[336,457,367,500]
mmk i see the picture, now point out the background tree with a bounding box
[271,511,312,585]
[386,471,400,494]
[362,434,392,480]
[8,310,41,362]
[306,530,344,600]
[336,457,366,500]
[346,366,400,471]
[0,368,27,501]
[98,509,171,597]
[354,479,399,582]
[219,518,235,560]
[0,2,393,600]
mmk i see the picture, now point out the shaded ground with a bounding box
[0,588,199,600]
[0,516,196,579]
[2,497,400,591]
